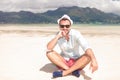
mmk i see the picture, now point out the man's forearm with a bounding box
[85,48,98,72]
[47,35,60,50]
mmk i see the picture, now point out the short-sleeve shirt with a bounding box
[57,29,90,60]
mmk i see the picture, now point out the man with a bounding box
[46,14,98,78]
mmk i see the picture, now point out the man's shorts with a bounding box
[57,58,76,69]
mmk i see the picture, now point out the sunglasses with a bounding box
[60,25,70,28]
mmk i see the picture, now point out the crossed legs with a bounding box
[46,50,91,76]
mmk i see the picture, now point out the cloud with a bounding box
[0,0,120,15]
[76,0,120,15]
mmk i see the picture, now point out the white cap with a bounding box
[57,14,73,25]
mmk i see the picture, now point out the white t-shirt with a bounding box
[57,29,90,60]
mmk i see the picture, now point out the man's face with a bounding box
[59,19,71,34]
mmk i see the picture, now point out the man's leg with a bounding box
[46,50,69,70]
[62,54,91,76]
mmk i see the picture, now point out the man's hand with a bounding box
[58,31,68,38]
[89,60,98,73]
[57,31,63,38]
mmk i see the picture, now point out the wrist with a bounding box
[55,35,61,40]
[91,58,97,63]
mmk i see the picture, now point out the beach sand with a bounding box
[0,25,120,80]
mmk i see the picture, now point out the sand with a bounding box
[0,25,120,80]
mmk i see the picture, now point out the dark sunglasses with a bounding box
[60,25,70,28]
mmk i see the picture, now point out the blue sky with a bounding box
[0,0,120,15]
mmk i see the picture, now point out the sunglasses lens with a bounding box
[60,25,70,28]
[66,25,70,28]
[60,25,64,28]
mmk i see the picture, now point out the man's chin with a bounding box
[63,30,69,33]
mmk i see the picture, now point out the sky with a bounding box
[0,0,120,15]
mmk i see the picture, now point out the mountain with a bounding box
[0,11,53,24]
[0,6,120,24]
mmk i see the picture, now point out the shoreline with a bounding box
[0,25,120,36]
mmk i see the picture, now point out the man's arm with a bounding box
[47,32,62,50]
[85,48,98,73]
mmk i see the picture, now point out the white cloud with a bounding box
[0,0,120,15]
[76,0,120,15]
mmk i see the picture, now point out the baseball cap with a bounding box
[57,14,73,25]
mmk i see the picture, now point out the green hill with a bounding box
[0,6,120,24]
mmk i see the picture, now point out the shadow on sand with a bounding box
[40,63,92,80]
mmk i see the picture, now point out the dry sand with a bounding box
[0,24,120,80]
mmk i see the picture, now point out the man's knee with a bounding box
[46,50,54,56]
[81,54,91,63]
[46,50,58,58]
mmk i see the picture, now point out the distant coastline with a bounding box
[0,23,120,27]
[0,24,120,36]
[0,6,120,24]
